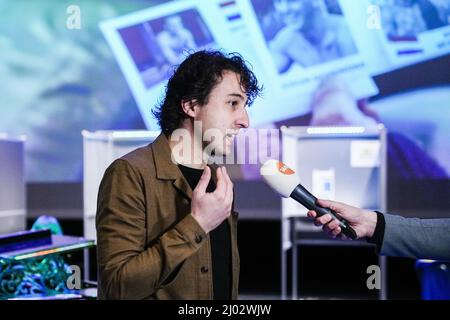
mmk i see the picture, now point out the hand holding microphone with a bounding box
[307,199,379,240]
[260,160,358,240]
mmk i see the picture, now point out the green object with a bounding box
[31,216,63,235]
[0,255,72,299]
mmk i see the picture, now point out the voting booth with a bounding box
[0,136,26,235]
[280,125,387,300]
[82,130,160,241]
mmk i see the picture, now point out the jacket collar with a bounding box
[151,133,218,200]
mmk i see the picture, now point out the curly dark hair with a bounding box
[152,50,262,135]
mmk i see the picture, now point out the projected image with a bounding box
[235,0,377,123]
[101,1,232,130]
[363,0,450,65]
[119,9,216,89]
[250,0,358,74]
[0,1,149,182]
[373,0,450,39]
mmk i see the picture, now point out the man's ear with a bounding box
[181,99,199,118]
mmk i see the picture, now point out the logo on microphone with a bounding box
[277,162,295,175]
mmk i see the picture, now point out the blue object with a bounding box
[416,260,450,300]
[0,230,51,254]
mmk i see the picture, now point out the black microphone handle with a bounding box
[290,185,357,240]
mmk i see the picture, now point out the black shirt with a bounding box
[178,165,232,300]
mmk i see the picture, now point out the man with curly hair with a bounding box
[96,50,262,299]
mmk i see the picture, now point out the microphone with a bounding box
[260,159,357,240]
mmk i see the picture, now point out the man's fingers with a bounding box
[331,226,342,238]
[316,199,346,213]
[323,221,340,237]
[322,220,339,233]
[327,219,340,230]
[307,211,317,219]
[314,214,332,226]
[194,166,211,196]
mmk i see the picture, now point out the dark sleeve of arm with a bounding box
[96,159,206,299]
[378,213,450,260]
[366,211,386,253]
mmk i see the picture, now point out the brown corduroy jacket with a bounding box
[96,133,240,300]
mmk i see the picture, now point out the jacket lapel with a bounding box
[152,133,192,200]
[172,177,193,201]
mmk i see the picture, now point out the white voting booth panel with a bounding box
[281,125,387,221]
[280,126,387,300]
[0,136,26,235]
[82,131,160,241]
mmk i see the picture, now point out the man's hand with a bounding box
[307,199,378,239]
[191,166,233,233]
